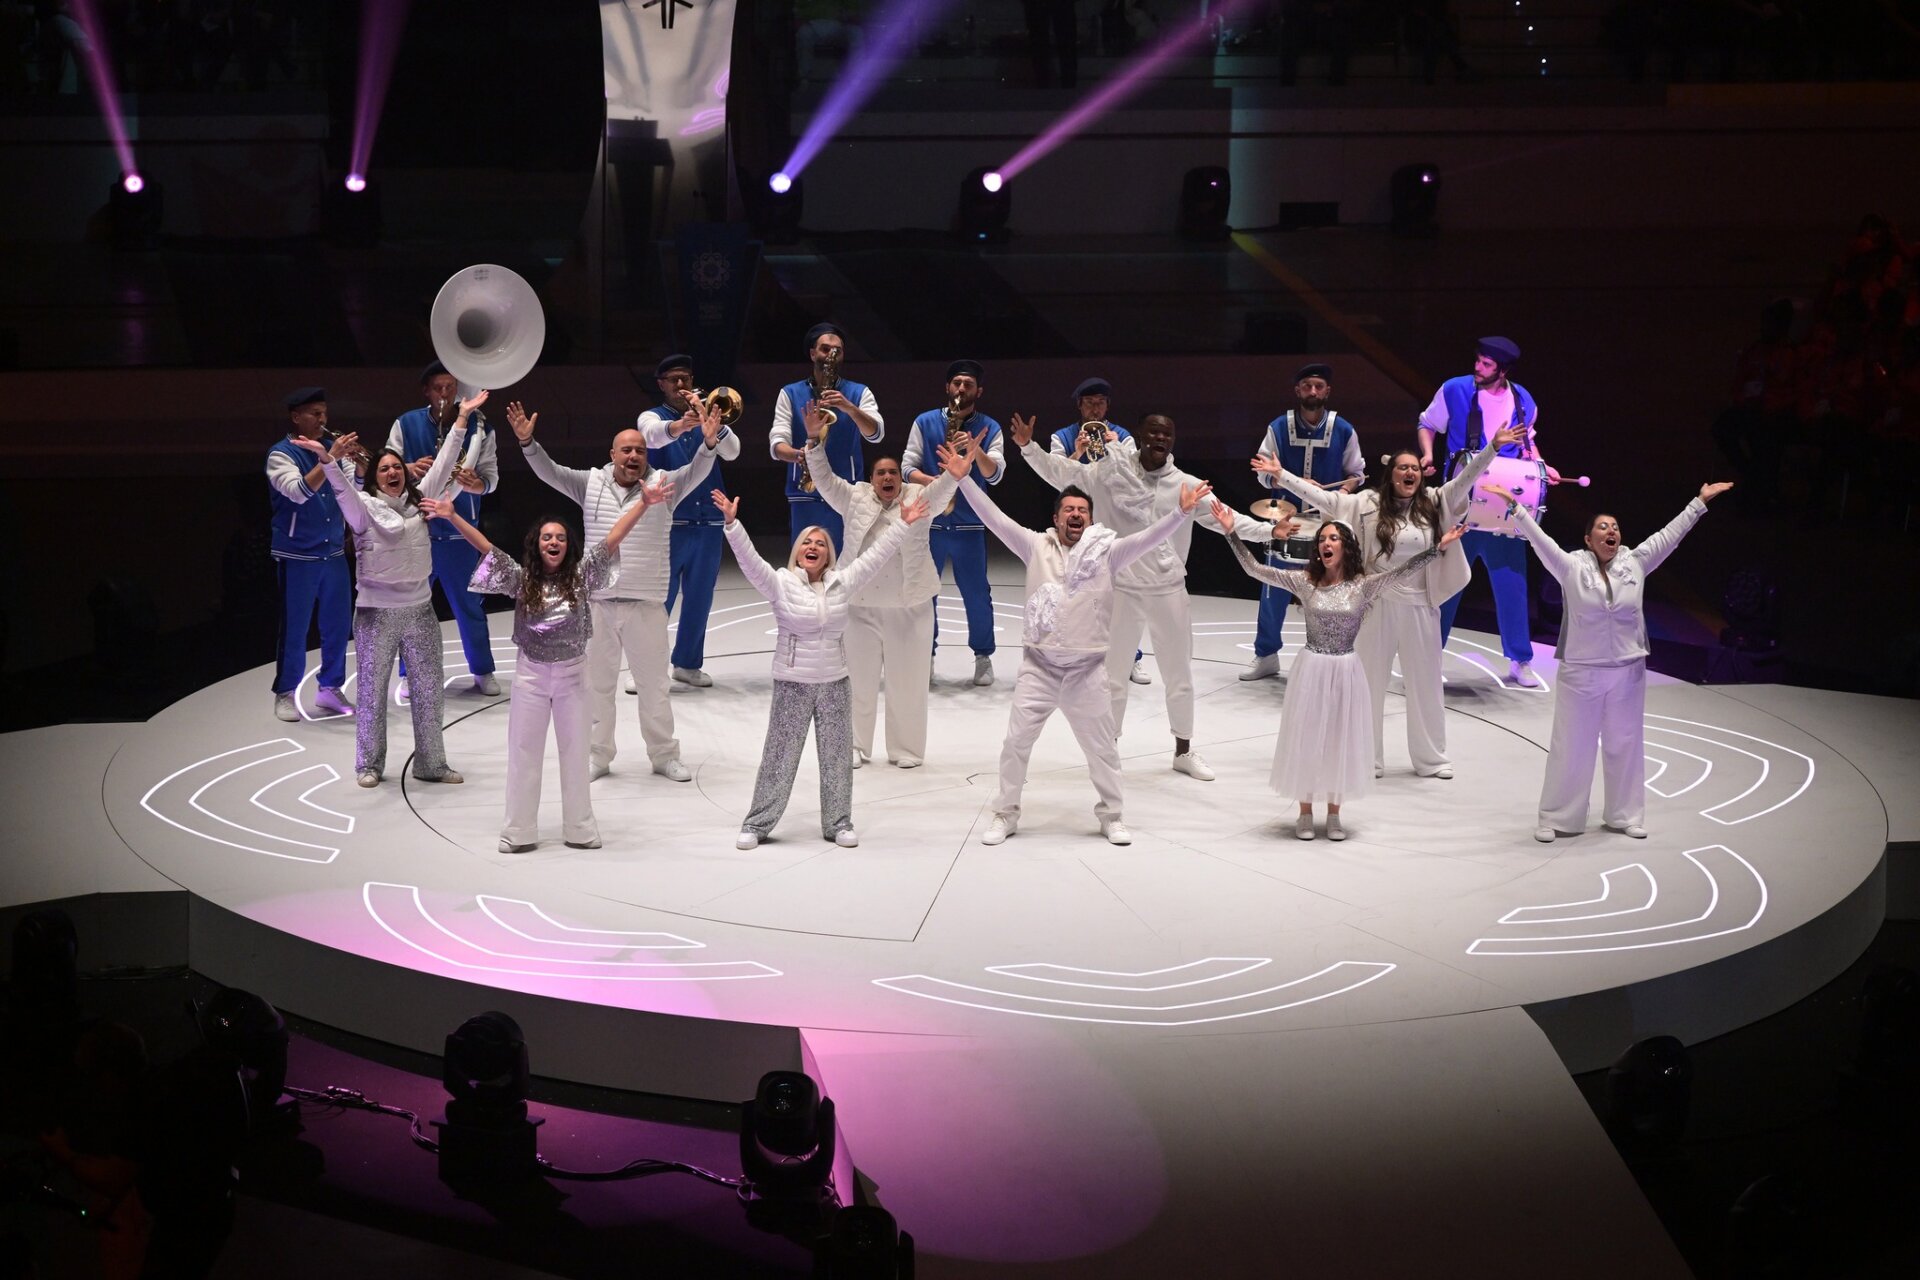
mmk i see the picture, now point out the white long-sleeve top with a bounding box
[1021,439,1271,595]
[804,438,957,607]
[521,439,717,603]
[958,474,1195,659]
[325,422,466,609]
[1267,435,1508,608]
[385,414,499,494]
[767,385,885,455]
[1510,498,1707,667]
[723,517,912,683]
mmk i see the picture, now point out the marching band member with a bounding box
[509,397,725,785]
[903,359,1004,688]
[769,323,884,550]
[426,479,673,853]
[1218,507,1464,841]
[1049,376,1145,685]
[266,387,356,722]
[804,416,958,767]
[386,361,499,699]
[1016,411,1273,782]
[1417,336,1562,687]
[1253,424,1525,778]
[936,438,1210,846]
[1489,480,1734,842]
[639,353,741,689]
[1245,363,1367,681]
[715,488,928,850]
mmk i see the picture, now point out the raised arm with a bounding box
[419,497,493,556]
[953,472,1040,563]
[418,397,482,500]
[1503,501,1580,585]
[508,401,592,505]
[1020,437,1081,492]
[805,435,857,514]
[718,503,783,601]
[1220,523,1310,593]
[1249,452,1366,524]
[1632,484,1729,575]
[1435,425,1526,511]
[1110,483,1208,573]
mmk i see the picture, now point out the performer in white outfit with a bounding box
[716,489,929,850]
[1219,509,1465,840]
[1014,411,1274,781]
[508,398,723,784]
[934,439,1210,846]
[802,421,958,768]
[426,481,673,853]
[1253,424,1524,778]
[292,396,482,788]
[1492,480,1734,842]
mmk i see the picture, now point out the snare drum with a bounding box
[1447,452,1548,537]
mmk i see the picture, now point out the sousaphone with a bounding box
[430,264,546,392]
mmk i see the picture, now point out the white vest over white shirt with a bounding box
[521,440,716,602]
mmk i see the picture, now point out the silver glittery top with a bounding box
[471,542,618,665]
[1226,536,1438,654]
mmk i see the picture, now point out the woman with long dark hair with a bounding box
[1218,505,1465,840]
[292,391,485,788]
[426,475,673,853]
[1252,424,1521,780]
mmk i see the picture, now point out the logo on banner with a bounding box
[642,0,694,29]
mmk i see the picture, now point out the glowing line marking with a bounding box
[1646,715,1815,824]
[1497,864,1656,924]
[872,960,1395,1026]
[1468,845,1767,956]
[475,895,704,950]
[362,883,778,980]
[249,763,353,835]
[139,739,339,864]
[984,957,1271,991]
[1639,742,1713,798]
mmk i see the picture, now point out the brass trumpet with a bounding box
[690,386,744,427]
[1077,420,1113,460]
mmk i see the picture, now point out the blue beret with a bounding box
[419,360,449,384]
[1477,336,1521,366]
[1293,363,1333,384]
[947,359,984,382]
[804,323,845,351]
[284,386,326,410]
[1073,376,1111,402]
[654,353,693,378]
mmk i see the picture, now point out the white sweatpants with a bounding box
[503,655,596,846]
[1538,660,1647,832]
[995,649,1123,825]
[586,597,679,771]
[846,601,935,763]
[1105,588,1195,740]
[1355,597,1449,774]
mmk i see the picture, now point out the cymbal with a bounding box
[1250,498,1298,523]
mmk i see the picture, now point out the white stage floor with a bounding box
[8,562,1909,1277]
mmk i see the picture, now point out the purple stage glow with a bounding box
[999,0,1256,181]
[122,173,144,194]
[769,172,793,195]
[348,0,416,187]
[64,0,138,181]
[778,0,962,181]
[345,174,368,193]
[981,171,1003,194]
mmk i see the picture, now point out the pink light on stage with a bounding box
[998,0,1256,182]
[347,0,417,190]
[122,173,144,194]
[65,0,139,181]
[981,171,1004,194]
[778,0,962,181]
[345,174,368,193]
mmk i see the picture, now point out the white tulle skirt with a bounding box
[1271,649,1376,804]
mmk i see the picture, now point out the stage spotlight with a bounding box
[761,173,804,246]
[954,166,1011,244]
[769,172,793,195]
[1179,165,1232,241]
[324,175,382,249]
[739,1070,836,1201]
[433,1011,544,1188]
[817,1205,914,1279]
[197,987,293,1130]
[1390,162,1442,237]
[107,176,163,252]
[1603,1035,1692,1156]
[344,173,368,194]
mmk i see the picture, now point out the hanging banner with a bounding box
[599,0,738,226]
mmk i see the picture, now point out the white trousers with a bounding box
[996,650,1123,824]
[846,601,935,763]
[1355,597,1449,774]
[504,655,596,846]
[1105,588,1195,740]
[1538,660,1647,832]
[587,598,679,771]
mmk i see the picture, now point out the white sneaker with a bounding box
[624,671,638,694]
[474,673,500,696]
[1429,764,1454,780]
[1325,814,1345,841]
[980,816,1015,846]
[1171,750,1215,781]
[672,667,713,687]
[356,769,380,788]
[654,759,693,782]
[851,750,866,770]
[499,837,536,854]
[894,756,923,769]
[1130,660,1151,685]
[1508,661,1541,688]
[1240,653,1280,681]
[834,829,860,848]
[1295,814,1316,841]
[1614,823,1649,839]
[735,830,760,850]
[972,655,995,687]
[273,693,299,722]
[589,761,611,781]
[1374,763,1385,779]
[315,686,355,715]
[1534,826,1556,843]
[395,677,410,704]
[564,836,602,849]
[1101,819,1133,846]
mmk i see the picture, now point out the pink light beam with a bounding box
[348,0,417,184]
[64,0,138,181]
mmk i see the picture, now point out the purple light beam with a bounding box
[64,0,138,181]
[348,0,417,185]
[780,0,962,180]
[999,0,1256,181]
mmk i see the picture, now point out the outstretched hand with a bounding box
[642,476,675,507]
[1438,523,1468,551]
[289,434,328,458]
[935,440,971,479]
[803,400,833,436]
[1491,424,1524,450]
[1700,480,1735,503]
[506,401,537,444]
[1209,498,1234,530]
[418,497,456,522]
[1008,412,1036,448]
[1250,454,1282,478]
[458,390,489,418]
[899,495,930,525]
[1178,481,1213,513]
[710,489,740,525]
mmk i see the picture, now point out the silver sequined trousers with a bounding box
[353,602,452,778]
[743,678,854,838]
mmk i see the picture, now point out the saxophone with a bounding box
[798,346,842,494]
[942,393,968,514]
